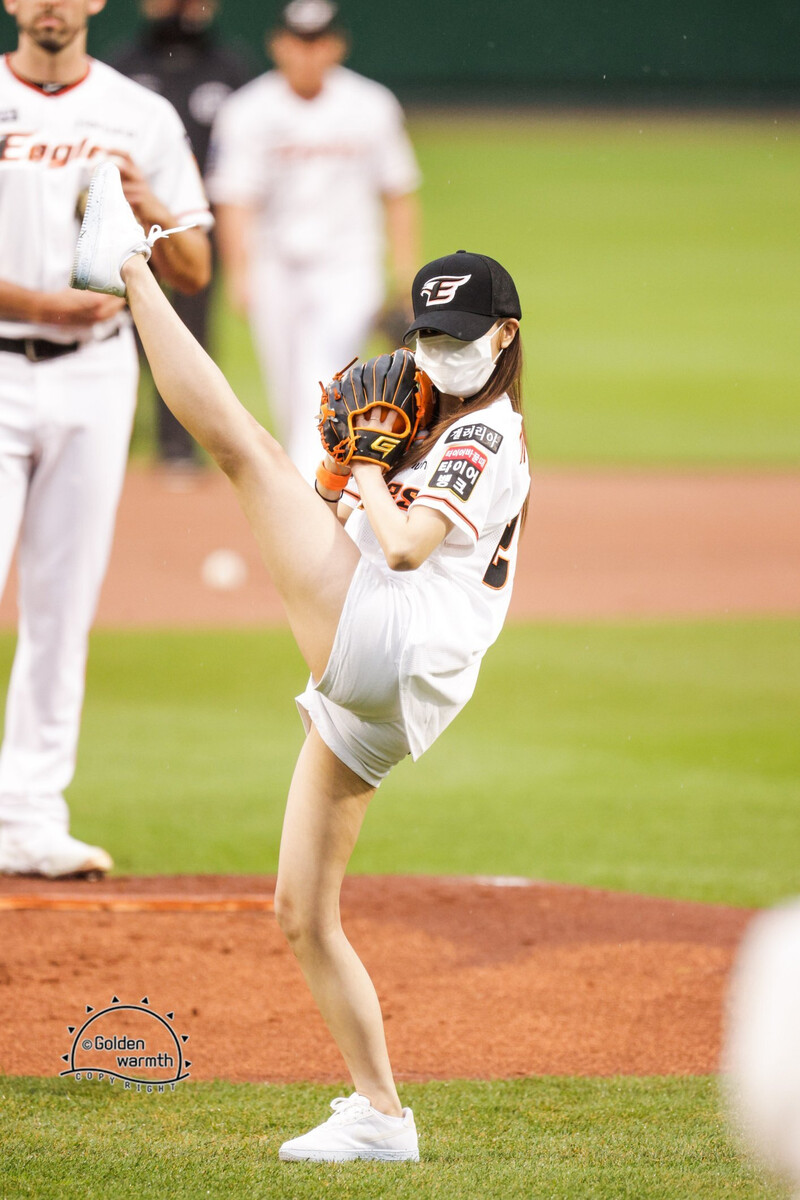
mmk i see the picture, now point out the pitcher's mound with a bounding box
[0,874,753,1081]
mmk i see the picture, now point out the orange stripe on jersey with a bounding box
[5,53,91,96]
[414,493,479,540]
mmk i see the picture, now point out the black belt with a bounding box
[0,327,120,363]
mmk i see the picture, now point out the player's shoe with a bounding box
[70,161,151,297]
[70,161,197,298]
[278,1093,419,1162]
[0,824,113,879]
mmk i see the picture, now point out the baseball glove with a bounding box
[318,349,434,476]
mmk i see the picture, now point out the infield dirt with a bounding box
[0,874,752,1081]
[2,465,798,629]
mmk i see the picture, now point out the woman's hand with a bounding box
[352,406,400,436]
[109,151,172,228]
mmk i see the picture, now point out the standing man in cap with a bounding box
[206,0,421,481]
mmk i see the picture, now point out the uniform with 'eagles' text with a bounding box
[297,394,530,785]
[0,55,211,843]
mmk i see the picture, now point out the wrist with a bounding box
[316,460,349,499]
[32,291,55,324]
[314,479,341,504]
[351,460,384,481]
[322,451,349,475]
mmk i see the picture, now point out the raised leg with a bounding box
[121,255,360,681]
[273,726,402,1118]
[157,283,210,463]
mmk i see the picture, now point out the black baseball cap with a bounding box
[279,0,340,39]
[403,250,522,344]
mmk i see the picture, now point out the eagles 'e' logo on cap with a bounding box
[420,274,472,307]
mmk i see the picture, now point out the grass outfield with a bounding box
[133,113,800,468]
[1,618,795,907]
[0,1077,782,1199]
[411,113,800,466]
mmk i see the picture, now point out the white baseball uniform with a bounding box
[297,395,531,785]
[205,65,420,480]
[0,55,211,830]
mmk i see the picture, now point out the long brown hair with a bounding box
[389,330,530,524]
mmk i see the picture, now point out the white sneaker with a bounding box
[0,824,113,878]
[70,161,152,297]
[279,1093,420,1162]
[70,161,198,298]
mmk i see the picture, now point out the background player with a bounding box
[205,0,421,481]
[113,0,255,469]
[0,0,212,878]
[72,167,528,1159]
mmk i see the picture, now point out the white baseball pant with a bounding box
[0,329,138,827]
[249,257,383,482]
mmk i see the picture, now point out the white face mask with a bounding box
[414,325,501,398]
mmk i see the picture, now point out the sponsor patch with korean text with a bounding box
[444,424,503,454]
[428,445,488,501]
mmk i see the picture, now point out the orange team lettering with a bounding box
[0,131,30,160]
[386,482,419,512]
[0,133,104,166]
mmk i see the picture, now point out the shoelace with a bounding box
[146,222,198,248]
[327,1094,373,1125]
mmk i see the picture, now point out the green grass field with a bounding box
[411,114,800,466]
[0,619,792,907]
[0,1077,782,1200]
[133,113,800,468]
[5,112,799,1198]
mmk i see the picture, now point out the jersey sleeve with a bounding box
[408,415,518,546]
[204,86,263,206]
[372,92,421,197]
[142,99,213,227]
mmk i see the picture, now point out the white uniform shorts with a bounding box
[296,557,412,787]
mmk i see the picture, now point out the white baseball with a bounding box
[201,548,248,591]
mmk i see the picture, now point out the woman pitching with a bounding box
[71,162,530,1162]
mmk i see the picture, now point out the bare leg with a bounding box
[274,727,402,1117]
[122,258,401,1112]
[120,255,359,680]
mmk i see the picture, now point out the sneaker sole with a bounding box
[279,1147,419,1162]
[70,164,110,293]
[0,866,109,880]
[0,846,112,878]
